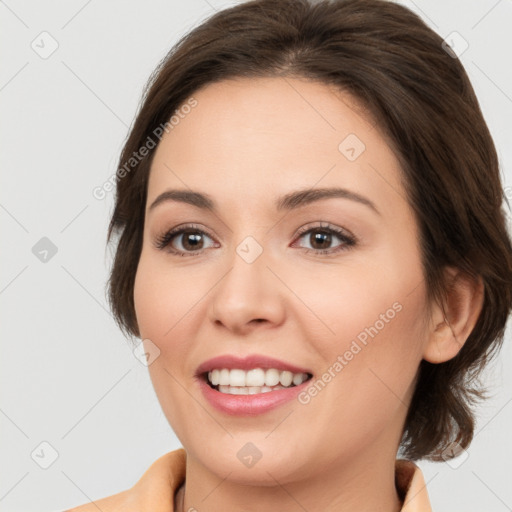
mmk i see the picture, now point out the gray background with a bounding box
[1,1,511,511]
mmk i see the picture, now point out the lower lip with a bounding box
[198,376,312,416]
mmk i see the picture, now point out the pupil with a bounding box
[183,232,203,250]
[311,231,331,249]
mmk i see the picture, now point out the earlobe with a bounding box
[423,267,485,364]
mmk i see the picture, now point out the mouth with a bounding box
[196,355,315,415]
[202,368,313,395]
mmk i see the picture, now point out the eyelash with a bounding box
[154,222,357,257]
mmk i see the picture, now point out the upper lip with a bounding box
[196,354,312,377]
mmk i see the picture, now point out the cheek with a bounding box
[289,255,417,353]
[133,255,201,435]
[303,281,427,456]
[298,243,427,404]
[325,239,427,362]
[133,261,168,340]
[133,252,204,342]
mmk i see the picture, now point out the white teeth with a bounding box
[279,370,293,387]
[207,367,310,391]
[219,368,230,385]
[264,368,280,386]
[292,373,305,386]
[246,368,265,387]
[217,384,286,395]
[229,369,246,387]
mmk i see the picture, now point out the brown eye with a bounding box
[155,225,217,256]
[178,230,206,251]
[307,230,333,250]
[293,223,357,255]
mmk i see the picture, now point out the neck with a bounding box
[176,438,402,512]
[174,480,185,512]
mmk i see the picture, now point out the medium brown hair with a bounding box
[106,0,512,461]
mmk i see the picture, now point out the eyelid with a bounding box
[154,221,357,256]
[293,221,356,241]
[153,223,218,252]
[291,222,357,254]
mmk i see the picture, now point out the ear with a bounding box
[423,267,484,364]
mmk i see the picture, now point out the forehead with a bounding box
[147,76,406,217]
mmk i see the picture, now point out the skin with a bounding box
[133,77,484,512]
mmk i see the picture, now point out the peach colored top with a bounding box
[65,448,432,511]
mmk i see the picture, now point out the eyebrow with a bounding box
[148,187,380,216]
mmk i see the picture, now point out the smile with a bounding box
[206,368,311,394]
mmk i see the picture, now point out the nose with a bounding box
[208,244,286,335]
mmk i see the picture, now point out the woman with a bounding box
[67,0,512,510]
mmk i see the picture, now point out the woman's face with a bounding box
[134,77,432,483]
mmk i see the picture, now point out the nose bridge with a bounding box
[209,232,284,331]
